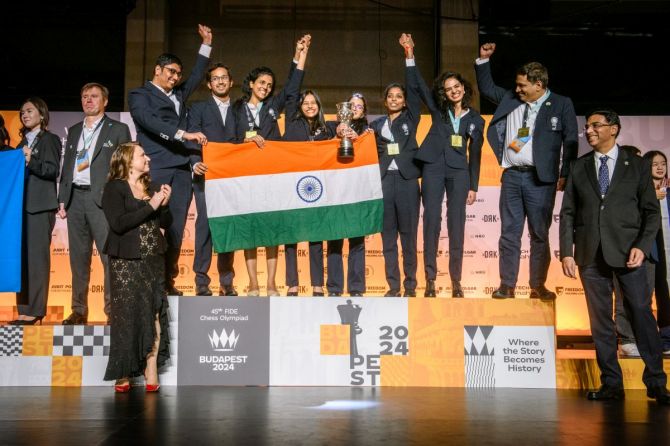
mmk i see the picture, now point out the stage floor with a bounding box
[0,386,668,445]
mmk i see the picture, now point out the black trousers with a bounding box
[327,237,365,294]
[285,242,324,287]
[17,210,55,317]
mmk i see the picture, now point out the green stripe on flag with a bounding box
[209,199,383,252]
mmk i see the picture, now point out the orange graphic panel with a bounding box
[51,357,83,387]
[320,324,350,355]
[22,326,54,356]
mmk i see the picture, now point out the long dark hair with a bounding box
[236,66,276,105]
[348,92,369,134]
[293,89,327,135]
[643,150,668,179]
[0,115,10,147]
[432,71,473,118]
[19,97,49,138]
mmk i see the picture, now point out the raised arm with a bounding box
[179,24,213,100]
[400,33,439,116]
[399,34,421,126]
[474,42,508,105]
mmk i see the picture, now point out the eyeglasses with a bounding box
[583,122,612,131]
[210,75,230,82]
[163,67,183,78]
[349,104,365,111]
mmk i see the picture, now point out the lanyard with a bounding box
[245,103,262,129]
[385,118,396,143]
[77,119,104,160]
[448,109,461,134]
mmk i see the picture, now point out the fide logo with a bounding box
[208,328,240,352]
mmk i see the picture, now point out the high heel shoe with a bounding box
[9,316,44,325]
[114,382,131,393]
[145,384,161,393]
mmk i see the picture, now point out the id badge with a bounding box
[245,130,257,139]
[451,135,463,148]
[76,159,90,172]
[508,137,529,153]
[387,143,400,155]
[517,127,530,138]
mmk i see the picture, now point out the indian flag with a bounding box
[203,132,383,252]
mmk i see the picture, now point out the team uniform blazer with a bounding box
[406,64,484,191]
[232,62,304,142]
[474,60,578,183]
[559,149,660,267]
[128,52,209,170]
[59,116,131,208]
[369,106,421,180]
[102,179,171,260]
[20,130,61,213]
[187,96,239,166]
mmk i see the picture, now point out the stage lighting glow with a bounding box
[309,400,381,411]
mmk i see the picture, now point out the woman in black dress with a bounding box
[102,142,171,392]
[283,89,333,296]
[9,97,61,325]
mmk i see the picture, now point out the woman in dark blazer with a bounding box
[370,83,422,297]
[283,89,333,296]
[230,35,310,296]
[102,142,171,392]
[9,97,61,325]
[401,34,485,298]
[325,93,371,297]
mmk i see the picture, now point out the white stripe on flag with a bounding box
[205,165,382,218]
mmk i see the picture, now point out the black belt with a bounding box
[73,184,91,191]
[507,165,535,172]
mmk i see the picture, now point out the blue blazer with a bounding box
[369,105,421,180]
[406,64,484,191]
[187,97,239,166]
[128,52,210,170]
[475,60,578,183]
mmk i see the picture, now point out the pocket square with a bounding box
[102,140,114,148]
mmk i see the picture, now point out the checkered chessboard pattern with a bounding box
[53,325,110,356]
[0,326,23,356]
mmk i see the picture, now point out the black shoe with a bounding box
[404,289,416,298]
[384,289,401,297]
[219,286,238,296]
[287,291,299,296]
[313,289,325,297]
[350,292,364,297]
[328,291,342,297]
[62,312,87,325]
[586,385,625,401]
[452,281,464,298]
[196,285,213,296]
[530,285,556,301]
[647,386,670,405]
[424,280,436,298]
[167,286,183,296]
[492,285,515,299]
[9,316,44,326]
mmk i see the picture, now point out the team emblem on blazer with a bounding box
[551,117,558,131]
[402,123,409,135]
[269,108,277,119]
[296,175,324,203]
[468,123,476,135]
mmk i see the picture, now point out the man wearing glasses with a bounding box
[186,64,238,296]
[559,109,669,404]
[128,24,212,296]
[475,42,578,300]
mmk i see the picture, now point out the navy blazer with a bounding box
[59,116,131,208]
[20,130,61,214]
[369,108,421,180]
[232,62,304,142]
[475,60,578,183]
[187,97,239,166]
[283,88,334,142]
[559,149,660,267]
[128,51,210,170]
[406,64,484,191]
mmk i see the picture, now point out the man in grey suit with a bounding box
[560,109,669,404]
[58,83,131,324]
[475,42,578,300]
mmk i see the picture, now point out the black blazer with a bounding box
[369,108,421,180]
[128,51,209,170]
[187,97,239,166]
[406,64,484,191]
[559,148,660,267]
[475,60,578,183]
[283,88,334,142]
[20,130,61,214]
[232,62,304,142]
[59,116,131,209]
[102,179,170,259]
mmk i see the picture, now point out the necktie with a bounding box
[598,155,609,197]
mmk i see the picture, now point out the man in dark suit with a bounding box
[560,109,669,404]
[187,63,238,296]
[58,83,131,324]
[475,42,578,300]
[128,24,212,295]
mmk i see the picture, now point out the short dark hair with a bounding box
[433,71,474,117]
[155,53,183,69]
[19,97,49,138]
[619,145,641,157]
[517,62,549,88]
[81,82,109,101]
[586,109,621,137]
[206,63,233,83]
